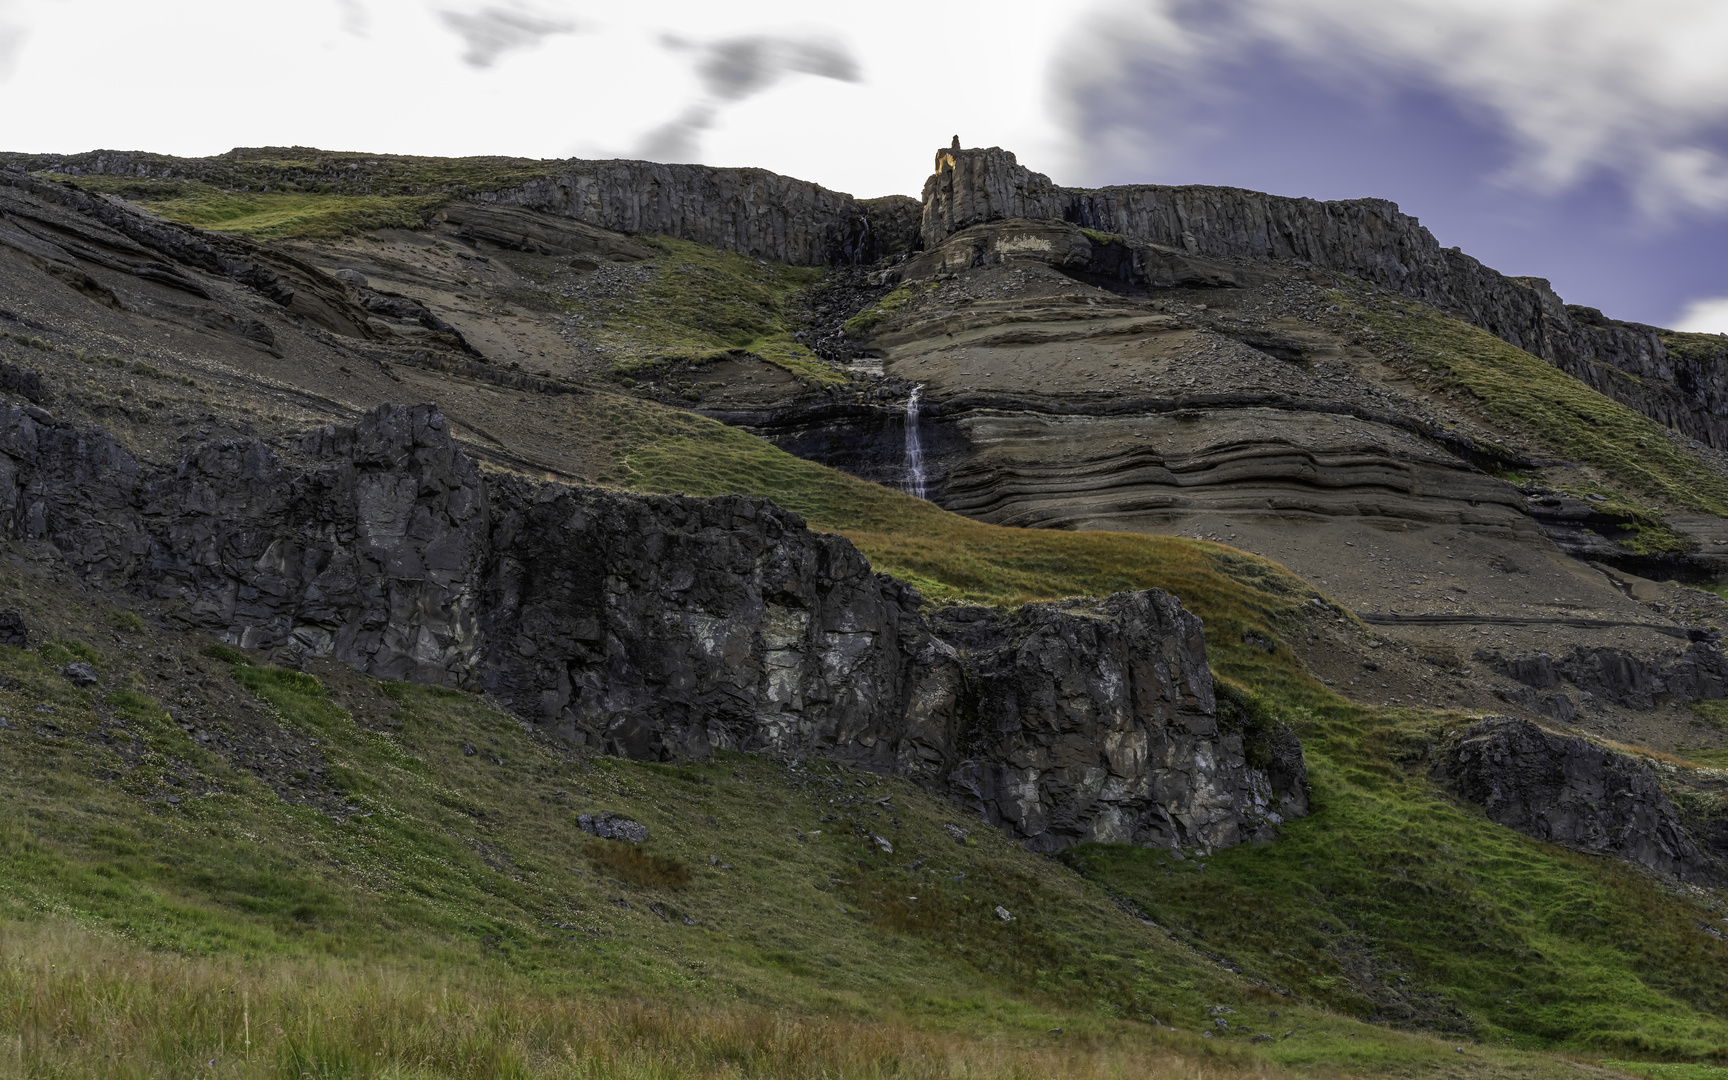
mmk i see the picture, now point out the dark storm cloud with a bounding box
[636,33,861,162]
[438,3,580,69]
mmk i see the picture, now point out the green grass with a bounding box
[596,393,1728,1059]
[93,183,446,239]
[1063,703,1728,1057]
[842,282,929,338]
[585,236,839,386]
[1340,291,1728,516]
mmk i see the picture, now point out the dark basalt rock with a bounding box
[1435,716,1719,883]
[1478,642,1728,711]
[919,144,1728,450]
[0,611,26,648]
[0,389,1304,854]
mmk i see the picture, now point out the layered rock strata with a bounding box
[1435,716,1720,883]
[919,145,1728,448]
[0,393,1304,853]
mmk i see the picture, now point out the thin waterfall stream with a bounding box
[903,385,928,500]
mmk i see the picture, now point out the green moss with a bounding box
[1080,227,1129,246]
[1656,330,1728,367]
[127,186,446,239]
[575,236,839,386]
[841,282,927,338]
[1342,293,1728,515]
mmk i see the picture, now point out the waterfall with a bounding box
[903,385,928,500]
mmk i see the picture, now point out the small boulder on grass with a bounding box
[0,612,26,648]
[62,662,98,688]
[579,811,649,843]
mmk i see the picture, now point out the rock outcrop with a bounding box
[0,389,1303,853]
[471,162,919,267]
[1479,642,1728,713]
[1435,716,1718,883]
[919,145,1728,449]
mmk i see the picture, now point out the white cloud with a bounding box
[1055,0,1728,217]
[0,0,1061,199]
[1675,297,1728,335]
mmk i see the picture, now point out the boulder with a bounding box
[1435,716,1718,883]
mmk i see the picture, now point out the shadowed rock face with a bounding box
[0,393,1304,854]
[1435,716,1719,883]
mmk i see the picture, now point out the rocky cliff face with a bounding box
[472,161,920,267]
[1435,716,1720,883]
[0,390,1303,853]
[919,146,1728,448]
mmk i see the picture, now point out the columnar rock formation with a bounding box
[918,145,1728,448]
[474,161,920,267]
[0,392,1305,853]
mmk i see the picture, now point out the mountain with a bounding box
[1,142,1726,1079]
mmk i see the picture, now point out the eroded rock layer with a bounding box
[920,146,1728,448]
[0,394,1303,853]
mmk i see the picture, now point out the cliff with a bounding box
[920,146,1728,448]
[0,392,1304,854]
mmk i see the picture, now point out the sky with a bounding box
[1,0,1725,333]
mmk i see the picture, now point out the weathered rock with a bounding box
[918,145,1728,448]
[578,812,649,843]
[1435,716,1718,883]
[62,661,97,687]
[0,392,1305,854]
[932,594,1307,852]
[1479,642,1728,711]
[471,160,920,267]
[0,611,26,648]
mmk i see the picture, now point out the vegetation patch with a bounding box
[583,840,692,890]
[116,185,445,239]
[1339,291,1728,514]
[840,282,927,338]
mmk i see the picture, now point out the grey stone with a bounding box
[62,662,97,687]
[579,812,649,843]
[1435,716,1719,883]
[0,611,26,648]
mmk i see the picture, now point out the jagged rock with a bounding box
[578,812,649,843]
[62,662,97,687]
[933,594,1308,852]
[0,392,1305,855]
[470,159,921,267]
[919,144,1728,449]
[1479,642,1728,710]
[1435,716,1718,883]
[901,217,1241,290]
[0,611,26,648]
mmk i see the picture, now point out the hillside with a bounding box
[1,144,1727,1079]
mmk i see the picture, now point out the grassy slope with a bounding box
[557,235,840,387]
[0,577,1562,1079]
[606,397,1728,1061]
[1339,290,1728,517]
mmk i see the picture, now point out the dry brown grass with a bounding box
[583,839,693,890]
[0,921,1291,1080]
